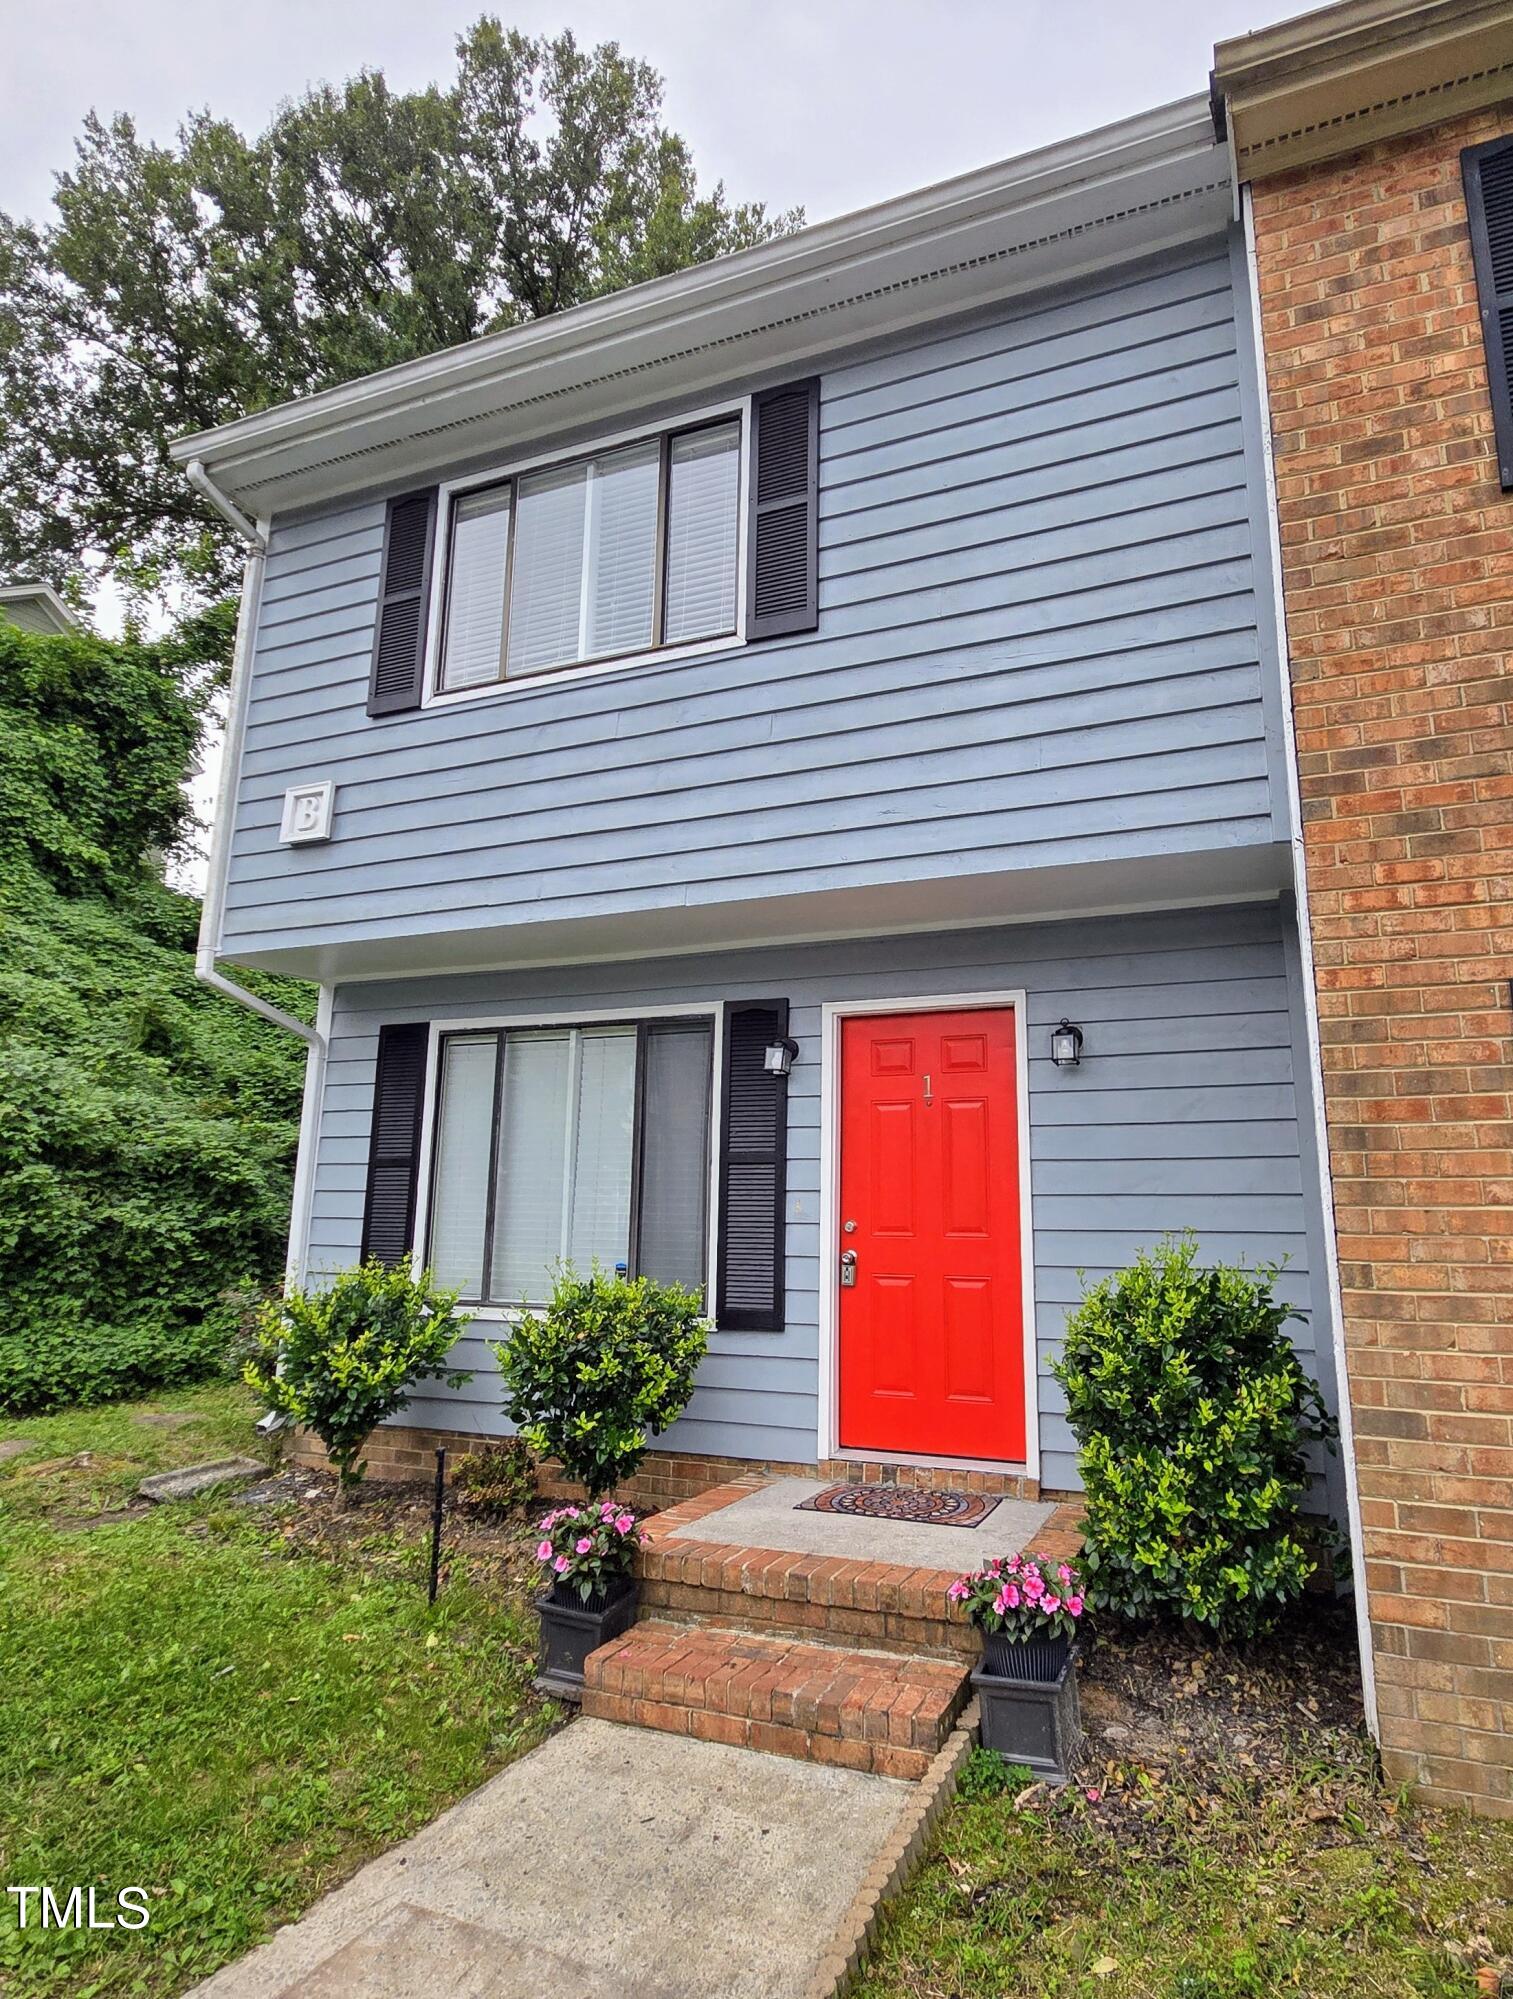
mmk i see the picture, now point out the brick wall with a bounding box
[1251,106,1513,1815]
[291,1422,1048,1507]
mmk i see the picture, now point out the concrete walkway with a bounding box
[189,1719,915,1999]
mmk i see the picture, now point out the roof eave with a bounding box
[172,95,1230,519]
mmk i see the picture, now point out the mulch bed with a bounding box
[1045,1598,1378,1858]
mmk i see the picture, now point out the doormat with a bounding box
[796,1485,1001,1529]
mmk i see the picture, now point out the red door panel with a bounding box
[837,1009,1025,1462]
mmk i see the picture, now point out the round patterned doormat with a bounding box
[796,1484,1001,1528]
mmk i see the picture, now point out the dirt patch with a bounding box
[255,1463,547,1594]
[1079,1597,1365,1768]
[1034,1599,1379,1864]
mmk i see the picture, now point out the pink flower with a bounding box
[536,1539,553,1561]
[998,1583,1021,1611]
[601,1502,617,1521]
[1043,1595,1061,1615]
[1085,1787,1102,1803]
[553,1555,570,1574]
[947,1579,969,1602]
[1057,1564,1073,1584]
[575,1537,593,1554]
[1005,1553,1022,1573]
[1022,1571,1045,1599]
[615,1513,635,1535]
[1066,1595,1084,1618]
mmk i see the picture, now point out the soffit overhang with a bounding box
[170,97,1230,521]
[1213,0,1513,181]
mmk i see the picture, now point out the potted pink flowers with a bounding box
[949,1550,1086,1781]
[532,1501,643,1698]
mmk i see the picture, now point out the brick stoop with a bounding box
[582,1621,969,1780]
[634,1481,1086,1664]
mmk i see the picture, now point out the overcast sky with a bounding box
[4,0,1289,232]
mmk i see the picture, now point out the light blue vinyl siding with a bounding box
[221,243,1283,964]
[308,903,1332,1492]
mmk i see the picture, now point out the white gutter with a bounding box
[1241,188,1378,1740]
[188,460,320,1057]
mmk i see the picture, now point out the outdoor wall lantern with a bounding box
[1050,1019,1084,1069]
[764,1036,800,1077]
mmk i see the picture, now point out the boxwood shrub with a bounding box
[1052,1235,1337,1638]
[492,1269,707,1499]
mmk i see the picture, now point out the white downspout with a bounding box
[187,459,330,1292]
[1240,189,1378,1741]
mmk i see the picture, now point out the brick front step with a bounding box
[582,1621,970,1779]
[635,1482,1086,1662]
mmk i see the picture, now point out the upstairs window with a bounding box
[426,1019,714,1306]
[438,418,741,692]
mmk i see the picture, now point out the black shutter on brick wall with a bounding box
[1462,135,1513,491]
[746,380,819,639]
[359,1024,429,1266]
[716,1000,790,1332]
[367,491,437,716]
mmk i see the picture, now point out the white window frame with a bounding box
[421,397,752,711]
[412,1003,725,1319]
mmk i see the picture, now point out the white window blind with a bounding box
[585,443,658,658]
[438,488,510,690]
[664,424,740,646]
[506,465,588,678]
[566,1027,637,1273]
[427,1018,714,1304]
[637,1022,714,1294]
[428,1036,498,1295]
[490,1031,571,1302]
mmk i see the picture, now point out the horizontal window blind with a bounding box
[439,488,511,691]
[665,425,740,646]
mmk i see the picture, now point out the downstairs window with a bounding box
[426,1019,714,1306]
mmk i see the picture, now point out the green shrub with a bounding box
[451,1438,537,1518]
[245,1262,473,1498]
[491,1269,708,1500]
[0,1310,235,1415]
[1051,1235,1336,1639]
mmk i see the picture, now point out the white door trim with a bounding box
[816,989,1040,1483]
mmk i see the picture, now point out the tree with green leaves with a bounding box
[0,21,802,602]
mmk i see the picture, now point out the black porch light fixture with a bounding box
[763,1035,800,1077]
[1049,1018,1084,1069]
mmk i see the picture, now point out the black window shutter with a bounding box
[746,380,819,639]
[716,1000,790,1332]
[367,490,437,716]
[359,1023,429,1266]
[1462,135,1513,491]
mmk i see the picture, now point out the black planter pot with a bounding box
[971,1632,1082,1785]
[980,1629,1072,1681]
[534,1574,637,1700]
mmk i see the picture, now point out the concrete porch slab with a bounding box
[187,1719,913,1999]
[665,1476,1053,1572]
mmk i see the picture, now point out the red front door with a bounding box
[837,1009,1025,1462]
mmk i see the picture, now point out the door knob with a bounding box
[839,1249,858,1288]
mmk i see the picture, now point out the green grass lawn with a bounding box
[0,1386,553,1997]
[853,1742,1513,1999]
